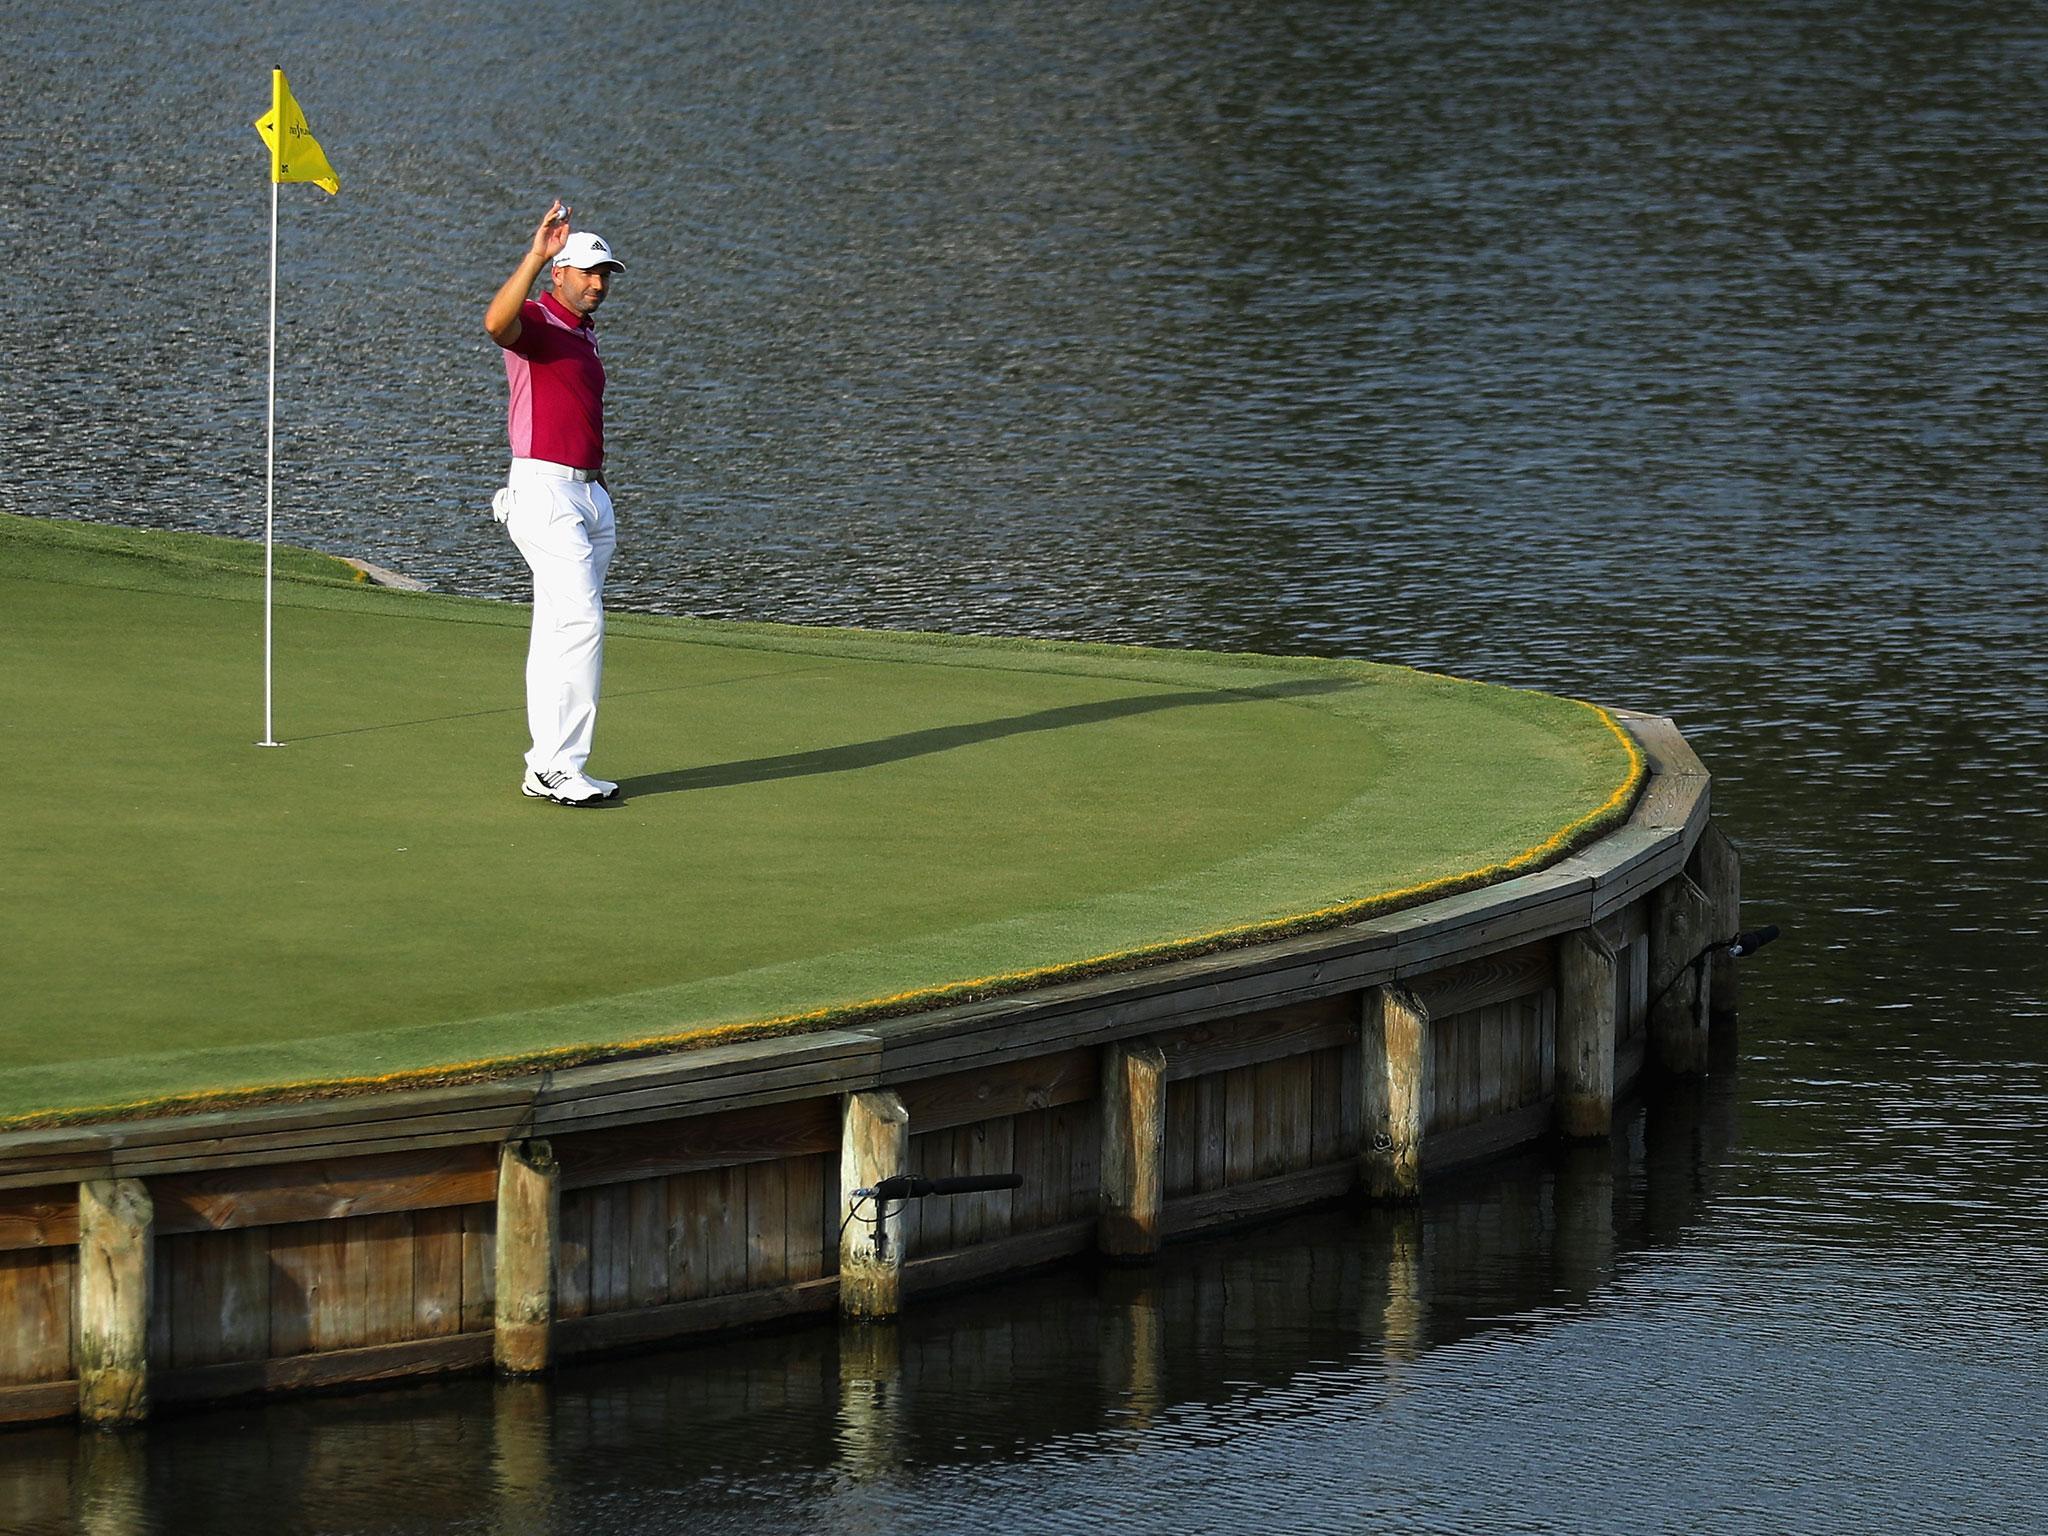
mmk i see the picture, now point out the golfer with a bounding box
[484,200,625,806]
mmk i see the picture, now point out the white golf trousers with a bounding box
[505,459,617,777]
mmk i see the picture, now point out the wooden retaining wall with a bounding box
[0,711,1729,1429]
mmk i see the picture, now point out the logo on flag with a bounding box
[253,68,339,195]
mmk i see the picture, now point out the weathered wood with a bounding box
[147,1146,497,1236]
[1422,1100,1553,1172]
[1308,1046,1343,1165]
[1162,1081,1197,1199]
[839,1090,908,1319]
[1361,986,1428,1201]
[902,1219,1096,1296]
[787,1152,828,1283]
[1409,942,1554,1022]
[153,1330,492,1403]
[0,1379,78,1426]
[161,1227,269,1368]
[1649,874,1715,1076]
[77,1177,153,1425]
[461,1202,496,1332]
[413,1206,466,1339]
[493,1140,558,1376]
[1194,1074,1228,1193]
[1694,819,1743,1022]
[1155,996,1355,1082]
[895,1049,1093,1132]
[702,1165,748,1294]
[0,1246,73,1387]
[1223,1065,1257,1186]
[746,1158,789,1288]
[1160,1161,1356,1238]
[0,1185,78,1252]
[1556,929,1619,1139]
[1097,1040,1167,1261]
[552,1097,838,1191]
[554,1276,839,1356]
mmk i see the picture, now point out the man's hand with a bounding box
[486,200,574,348]
[532,200,572,262]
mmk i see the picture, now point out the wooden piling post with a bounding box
[1098,1040,1167,1261]
[1693,820,1743,1024]
[840,1090,910,1319]
[76,1178,152,1428]
[494,1140,559,1376]
[1649,874,1714,1077]
[1555,929,1619,1139]
[1360,985,1429,1200]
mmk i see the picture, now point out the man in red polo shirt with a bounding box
[484,200,624,806]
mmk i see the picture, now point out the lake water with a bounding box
[3,1,2045,1530]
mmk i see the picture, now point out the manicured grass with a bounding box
[0,513,1641,1127]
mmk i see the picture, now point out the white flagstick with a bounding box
[259,174,282,747]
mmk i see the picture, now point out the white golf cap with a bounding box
[553,232,624,272]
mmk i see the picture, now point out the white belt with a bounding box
[513,457,601,483]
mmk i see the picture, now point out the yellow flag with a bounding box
[253,69,339,195]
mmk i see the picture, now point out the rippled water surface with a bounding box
[3,0,2045,1530]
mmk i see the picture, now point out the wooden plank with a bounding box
[360,1212,415,1347]
[331,1214,373,1353]
[701,1164,747,1295]
[1222,1066,1256,1187]
[1251,1059,1289,1181]
[1066,1100,1101,1223]
[1010,1106,1051,1230]
[0,1185,77,1252]
[0,1246,73,1385]
[1339,1038,1362,1153]
[1161,1161,1357,1238]
[267,1220,322,1359]
[1408,942,1554,1022]
[1194,1074,1228,1193]
[983,1116,1016,1245]
[460,1202,495,1333]
[1309,1047,1342,1165]
[895,1048,1094,1133]
[907,1131,950,1254]
[153,1331,493,1404]
[554,1188,592,1322]
[1421,1100,1553,1172]
[746,1158,789,1288]
[1163,1081,1197,1200]
[666,1169,708,1304]
[1611,711,1709,779]
[555,1276,838,1357]
[786,1152,827,1284]
[627,1177,669,1307]
[221,1227,273,1364]
[951,1124,986,1250]
[413,1206,466,1339]
[1156,996,1355,1083]
[586,1182,632,1315]
[0,1379,77,1426]
[1615,1034,1648,1098]
[553,1097,838,1191]
[151,1146,496,1235]
[902,1218,1096,1297]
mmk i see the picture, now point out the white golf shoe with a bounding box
[521,768,619,805]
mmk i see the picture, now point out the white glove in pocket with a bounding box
[491,486,516,524]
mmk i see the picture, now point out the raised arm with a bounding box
[484,201,573,348]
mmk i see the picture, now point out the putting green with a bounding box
[0,513,1642,1128]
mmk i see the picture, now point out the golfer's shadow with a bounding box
[616,676,1360,798]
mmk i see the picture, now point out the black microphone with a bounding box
[1727,924,1780,958]
[866,1173,1023,1202]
